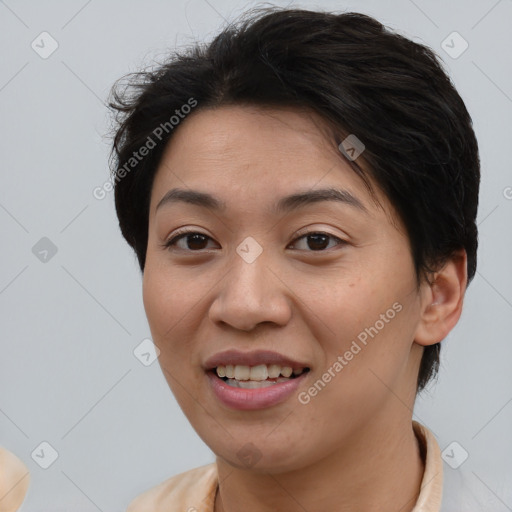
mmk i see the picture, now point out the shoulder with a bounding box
[126,462,218,512]
[0,446,30,512]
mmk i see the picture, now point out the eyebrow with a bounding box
[155,187,368,215]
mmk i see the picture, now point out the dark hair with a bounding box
[107,7,480,393]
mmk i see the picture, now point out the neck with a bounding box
[214,414,425,512]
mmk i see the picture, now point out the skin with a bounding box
[142,105,467,512]
[0,447,30,512]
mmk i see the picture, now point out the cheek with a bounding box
[314,268,419,376]
[142,264,210,378]
[142,262,197,338]
[142,269,171,340]
[142,269,203,408]
[142,267,192,380]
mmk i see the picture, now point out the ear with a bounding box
[414,250,468,346]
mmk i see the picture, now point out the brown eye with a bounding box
[163,230,347,253]
[289,232,346,252]
[164,231,216,251]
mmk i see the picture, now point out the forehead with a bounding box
[157,105,339,171]
[149,105,387,217]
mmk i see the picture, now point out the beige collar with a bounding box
[127,421,444,512]
[411,420,443,511]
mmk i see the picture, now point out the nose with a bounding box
[208,250,292,332]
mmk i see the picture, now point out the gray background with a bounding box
[1,0,511,510]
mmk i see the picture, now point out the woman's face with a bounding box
[143,105,428,472]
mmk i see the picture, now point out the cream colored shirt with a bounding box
[126,421,444,511]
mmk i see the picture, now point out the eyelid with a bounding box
[292,225,346,241]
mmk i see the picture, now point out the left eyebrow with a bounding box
[273,187,368,215]
[155,187,368,215]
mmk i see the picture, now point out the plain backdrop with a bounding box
[1,0,511,510]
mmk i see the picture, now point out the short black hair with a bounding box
[107,7,480,394]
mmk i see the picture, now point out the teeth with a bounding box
[249,364,268,381]
[268,364,281,378]
[226,379,276,389]
[215,364,305,381]
[234,365,250,380]
[224,377,293,388]
[281,366,293,378]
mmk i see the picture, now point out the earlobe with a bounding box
[414,250,468,347]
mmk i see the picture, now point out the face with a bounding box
[143,105,428,473]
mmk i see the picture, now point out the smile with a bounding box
[215,364,309,387]
[207,365,310,410]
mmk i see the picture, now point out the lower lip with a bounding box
[207,371,309,410]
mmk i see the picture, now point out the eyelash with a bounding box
[162,228,347,253]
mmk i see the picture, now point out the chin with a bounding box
[210,435,314,474]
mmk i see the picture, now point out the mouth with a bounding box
[203,349,311,409]
[210,364,311,389]
[206,363,311,410]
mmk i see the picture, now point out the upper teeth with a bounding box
[215,364,305,381]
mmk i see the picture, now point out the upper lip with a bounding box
[203,349,310,371]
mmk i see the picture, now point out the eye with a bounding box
[162,229,347,253]
[163,230,217,252]
[288,231,347,252]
